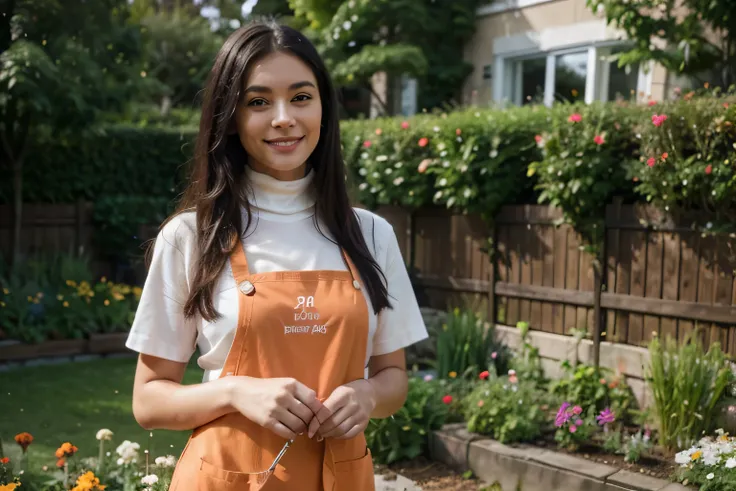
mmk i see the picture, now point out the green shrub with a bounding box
[366,377,449,464]
[434,307,497,380]
[647,332,734,452]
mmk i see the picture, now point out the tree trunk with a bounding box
[1,107,30,266]
[366,82,388,117]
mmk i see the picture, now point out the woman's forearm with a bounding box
[133,377,237,431]
[367,367,408,419]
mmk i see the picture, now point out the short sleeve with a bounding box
[125,215,198,363]
[371,223,428,356]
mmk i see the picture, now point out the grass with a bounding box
[0,355,202,474]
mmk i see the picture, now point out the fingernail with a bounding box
[316,436,324,442]
[298,432,304,436]
[307,431,313,439]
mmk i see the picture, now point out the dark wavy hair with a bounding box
[158,20,390,322]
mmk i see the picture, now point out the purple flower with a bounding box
[596,408,615,426]
[555,402,572,427]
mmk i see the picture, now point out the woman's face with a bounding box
[235,51,322,181]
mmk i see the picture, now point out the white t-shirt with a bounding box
[125,167,428,382]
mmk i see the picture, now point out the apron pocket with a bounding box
[330,447,375,491]
[198,457,251,489]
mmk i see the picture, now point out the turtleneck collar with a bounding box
[244,166,316,222]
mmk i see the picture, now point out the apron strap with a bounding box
[230,239,251,283]
[339,249,362,291]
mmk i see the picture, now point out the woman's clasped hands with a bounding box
[227,376,376,441]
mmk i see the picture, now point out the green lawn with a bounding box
[0,356,202,473]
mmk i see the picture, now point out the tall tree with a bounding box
[588,0,736,88]
[0,0,145,264]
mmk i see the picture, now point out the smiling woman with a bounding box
[124,20,428,491]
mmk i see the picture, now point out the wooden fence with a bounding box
[380,203,736,355]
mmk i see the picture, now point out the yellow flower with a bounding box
[402,426,411,431]
[0,483,20,491]
[691,450,702,460]
[104,300,110,306]
[133,287,142,298]
[448,371,457,379]
[71,470,106,491]
[63,301,69,308]
[112,292,124,301]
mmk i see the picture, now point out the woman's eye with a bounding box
[247,99,267,107]
[293,94,311,102]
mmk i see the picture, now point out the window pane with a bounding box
[608,56,639,101]
[554,52,587,103]
[519,57,546,105]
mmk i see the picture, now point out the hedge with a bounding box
[5,91,735,261]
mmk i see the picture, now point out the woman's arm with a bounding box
[132,354,325,439]
[366,348,408,419]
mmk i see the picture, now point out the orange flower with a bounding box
[56,458,66,468]
[661,152,668,160]
[55,442,78,459]
[14,432,33,452]
[0,456,9,464]
[375,128,382,136]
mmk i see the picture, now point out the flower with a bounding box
[594,135,605,145]
[0,484,20,491]
[14,432,33,452]
[508,369,516,376]
[116,440,140,465]
[375,128,382,136]
[72,471,106,491]
[706,164,713,175]
[456,128,462,136]
[154,455,177,467]
[141,474,159,486]
[508,374,518,384]
[572,405,583,415]
[599,378,606,385]
[418,137,429,147]
[401,121,409,129]
[55,442,78,459]
[423,374,434,382]
[534,135,542,144]
[675,448,695,465]
[651,114,668,127]
[648,100,657,107]
[479,370,490,380]
[691,450,703,461]
[442,395,453,405]
[569,425,577,433]
[362,140,371,148]
[448,371,457,379]
[555,402,572,427]
[0,457,9,464]
[491,352,497,359]
[647,157,656,167]
[477,400,485,408]
[96,429,113,441]
[707,473,715,480]
[596,408,615,426]
[568,113,582,123]
[661,152,668,160]
[56,458,66,468]
[418,158,431,173]
[575,419,583,426]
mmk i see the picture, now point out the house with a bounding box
[461,0,676,107]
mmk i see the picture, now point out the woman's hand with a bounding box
[307,379,376,440]
[227,376,326,440]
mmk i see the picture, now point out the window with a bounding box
[498,44,648,106]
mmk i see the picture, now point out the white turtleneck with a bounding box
[126,167,428,382]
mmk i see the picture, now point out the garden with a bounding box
[3,85,736,490]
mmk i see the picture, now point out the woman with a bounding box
[126,20,428,491]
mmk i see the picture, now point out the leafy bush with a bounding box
[647,332,734,452]
[463,371,550,444]
[508,322,546,389]
[365,377,449,464]
[434,307,496,380]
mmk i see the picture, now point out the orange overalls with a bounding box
[168,239,375,491]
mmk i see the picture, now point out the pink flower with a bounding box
[568,113,582,123]
[491,351,498,359]
[456,128,462,136]
[363,140,372,148]
[423,374,434,382]
[575,419,583,426]
[401,121,410,129]
[648,100,657,107]
[651,114,668,127]
[418,137,429,147]
[596,408,615,426]
[442,395,453,405]
[594,135,605,145]
[509,374,518,384]
[477,400,484,408]
[534,134,543,144]
[572,405,583,415]
[555,402,572,427]
[569,425,577,433]
[647,157,656,167]
[375,128,382,135]
[706,164,713,175]
[418,158,431,173]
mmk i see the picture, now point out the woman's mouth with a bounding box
[265,136,304,152]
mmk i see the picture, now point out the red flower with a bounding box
[363,140,372,148]
[647,157,656,167]
[648,100,657,107]
[706,164,713,175]
[568,113,582,123]
[456,128,462,136]
[479,370,490,380]
[401,121,410,129]
[418,137,429,147]
[442,395,453,405]
[56,458,66,468]
[0,457,9,464]
[651,114,668,127]
[593,135,605,145]
[661,152,668,160]
[534,134,543,143]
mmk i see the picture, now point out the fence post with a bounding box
[75,199,85,256]
[593,264,602,368]
[488,223,497,325]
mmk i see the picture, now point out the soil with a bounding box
[375,456,491,491]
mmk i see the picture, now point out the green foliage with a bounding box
[529,103,640,253]
[0,254,140,343]
[589,0,736,88]
[509,322,546,388]
[463,375,549,444]
[434,307,496,381]
[365,377,449,464]
[631,94,736,233]
[549,361,635,425]
[647,332,735,452]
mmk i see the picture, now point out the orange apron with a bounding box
[168,239,376,491]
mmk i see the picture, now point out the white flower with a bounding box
[384,168,392,175]
[726,458,736,469]
[490,150,498,158]
[433,190,443,201]
[116,440,140,465]
[342,21,352,30]
[358,182,368,190]
[393,177,404,186]
[433,126,440,132]
[359,168,368,176]
[438,178,447,186]
[351,15,358,22]
[463,188,471,198]
[96,429,113,441]
[141,474,159,486]
[376,155,388,162]
[703,449,720,466]
[707,473,715,480]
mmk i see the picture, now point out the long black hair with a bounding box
[160,20,390,321]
